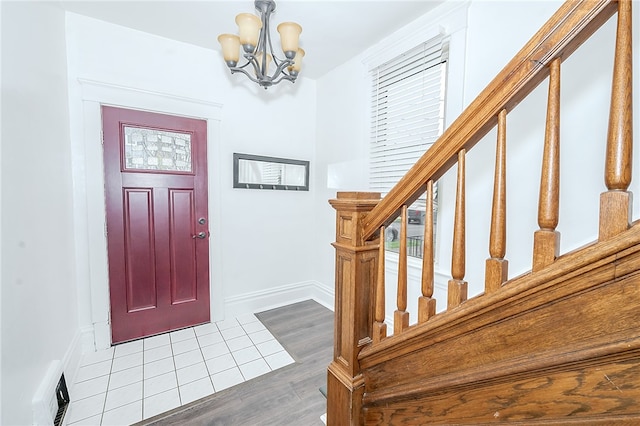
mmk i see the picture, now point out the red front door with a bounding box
[102,106,210,344]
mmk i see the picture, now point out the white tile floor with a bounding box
[67,313,295,426]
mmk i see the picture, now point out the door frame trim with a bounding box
[74,78,223,350]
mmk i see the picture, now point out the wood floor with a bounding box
[136,299,333,426]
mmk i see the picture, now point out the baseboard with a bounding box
[63,329,83,389]
[310,281,335,312]
[93,321,112,351]
[224,280,335,317]
[80,325,95,354]
[79,282,336,352]
[32,329,82,425]
[81,321,112,353]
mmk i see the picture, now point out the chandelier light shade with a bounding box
[236,13,262,48]
[217,0,304,89]
[217,34,241,65]
[277,22,302,54]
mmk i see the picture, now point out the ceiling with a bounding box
[59,1,445,79]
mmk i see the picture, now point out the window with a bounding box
[369,35,448,257]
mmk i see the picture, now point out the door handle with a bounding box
[192,231,207,239]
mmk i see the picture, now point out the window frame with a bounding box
[361,1,469,273]
[369,35,448,202]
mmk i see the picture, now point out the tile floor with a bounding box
[67,313,295,425]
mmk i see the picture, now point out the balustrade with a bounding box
[329,1,633,424]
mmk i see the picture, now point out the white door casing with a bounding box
[73,79,223,350]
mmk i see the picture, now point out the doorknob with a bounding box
[192,231,207,239]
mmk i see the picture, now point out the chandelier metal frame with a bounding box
[222,0,302,89]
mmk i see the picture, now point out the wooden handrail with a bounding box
[362,0,618,240]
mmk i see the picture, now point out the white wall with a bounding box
[315,0,640,326]
[1,2,81,425]
[316,1,471,322]
[314,57,371,295]
[64,12,320,349]
[458,0,640,297]
[1,2,4,421]
[1,1,638,421]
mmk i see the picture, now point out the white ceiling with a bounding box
[59,0,445,79]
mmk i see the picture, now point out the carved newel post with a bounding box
[327,192,380,426]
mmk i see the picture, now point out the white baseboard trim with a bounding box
[63,329,83,387]
[79,321,111,354]
[32,330,83,425]
[32,360,63,426]
[310,281,335,312]
[80,325,95,354]
[77,281,336,354]
[93,321,112,351]
[224,280,335,318]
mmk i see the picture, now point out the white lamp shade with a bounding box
[217,34,240,64]
[277,22,302,54]
[235,13,262,48]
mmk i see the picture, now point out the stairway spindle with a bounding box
[533,58,561,272]
[448,150,468,310]
[394,205,409,333]
[486,109,509,293]
[419,181,436,322]
[373,226,387,343]
[600,0,633,240]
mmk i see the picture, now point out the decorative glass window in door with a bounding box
[123,126,192,172]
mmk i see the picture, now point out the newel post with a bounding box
[327,191,381,426]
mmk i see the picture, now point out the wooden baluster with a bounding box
[448,151,468,310]
[373,226,387,343]
[419,181,436,322]
[600,0,633,241]
[394,205,409,333]
[533,58,561,272]
[486,109,509,292]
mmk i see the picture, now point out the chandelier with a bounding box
[217,0,305,89]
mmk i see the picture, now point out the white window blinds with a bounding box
[369,35,448,202]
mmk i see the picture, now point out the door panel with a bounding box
[169,189,197,304]
[102,106,210,344]
[124,188,157,312]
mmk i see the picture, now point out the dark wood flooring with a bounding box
[137,299,333,426]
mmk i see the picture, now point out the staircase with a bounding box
[327,0,639,424]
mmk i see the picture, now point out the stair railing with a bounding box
[328,0,632,424]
